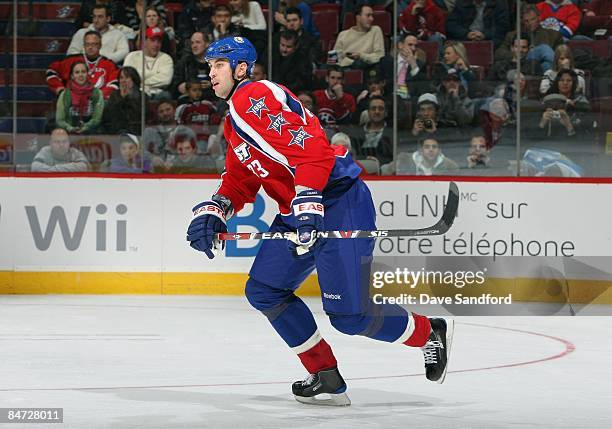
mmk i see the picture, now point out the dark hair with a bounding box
[420,137,439,146]
[175,133,196,149]
[191,31,209,43]
[157,100,175,110]
[398,31,417,43]
[326,65,344,77]
[69,60,87,78]
[279,29,299,44]
[285,7,302,19]
[368,95,386,108]
[253,61,267,74]
[186,80,201,90]
[550,68,579,97]
[522,4,540,17]
[214,4,231,15]
[93,4,111,18]
[297,90,317,110]
[83,30,102,41]
[120,66,141,87]
[355,3,372,16]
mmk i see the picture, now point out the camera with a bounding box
[551,110,561,120]
[423,119,434,129]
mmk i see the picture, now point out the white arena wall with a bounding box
[0,176,611,303]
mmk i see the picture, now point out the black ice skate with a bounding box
[292,367,351,406]
[422,317,454,384]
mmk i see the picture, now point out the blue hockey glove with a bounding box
[186,197,230,259]
[289,188,324,255]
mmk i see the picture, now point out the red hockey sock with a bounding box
[297,339,338,374]
[403,313,431,348]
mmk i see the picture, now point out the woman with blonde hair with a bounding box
[229,0,266,30]
[539,44,586,97]
[432,40,475,94]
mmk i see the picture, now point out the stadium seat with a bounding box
[0,2,80,20]
[463,41,494,69]
[568,40,611,60]
[314,69,363,86]
[417,41,440,66]
[312,10,339,46]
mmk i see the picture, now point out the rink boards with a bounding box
[0,176,611,303]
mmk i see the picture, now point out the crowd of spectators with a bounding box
[23,0,612,176]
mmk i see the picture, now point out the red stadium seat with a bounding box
[417,41,440,66]
[311,3,341,13]
[312,10,339,45]
[463,41,493,69]
[0,2,80,20]
[568,40,612,60]
[314,69,363,86]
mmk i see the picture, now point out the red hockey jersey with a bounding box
[175,100,222,144]
[46,54,119,99]
[537,0,582,38]
[217,80,360,215]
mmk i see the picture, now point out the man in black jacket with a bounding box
[270,30,313,93]
[171,32,214,100]
[445,0,510,49]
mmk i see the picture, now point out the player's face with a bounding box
[71,63,88,85]
[83,34,101,59]
[327,71,343,88]
[120,142,138,161]
[209,59,243,98]
[92,8,110,31]
[279,37,297,57]
[50,130,70,157]
[421,140,440,161]
[286,14,301,31]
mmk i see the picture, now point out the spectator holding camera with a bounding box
[411,93,439,137]
[539,70,591,138]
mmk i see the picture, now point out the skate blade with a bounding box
[436,318,455,384]
[294,392,351,407]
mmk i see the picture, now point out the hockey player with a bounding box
[186,36,454,406]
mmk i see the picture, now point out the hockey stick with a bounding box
[216,182,459,241]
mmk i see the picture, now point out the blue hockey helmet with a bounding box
[204,36,257,76]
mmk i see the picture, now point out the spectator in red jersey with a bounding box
[399,0,447,43]
[48,30,119,99]
[580,0,612,38]
[313,66,356,125]
[55,61,104,135]
[175,81,222,153]
[67,4,129,63]
[536,0,582,39]
[101,66,146,135]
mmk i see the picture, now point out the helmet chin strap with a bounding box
[223,66,249,101]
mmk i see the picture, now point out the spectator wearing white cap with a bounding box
[412,93,439,138]
[123,26,174,99]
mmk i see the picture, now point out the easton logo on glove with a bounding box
[193,203,226,219]
[294,202,324,216]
